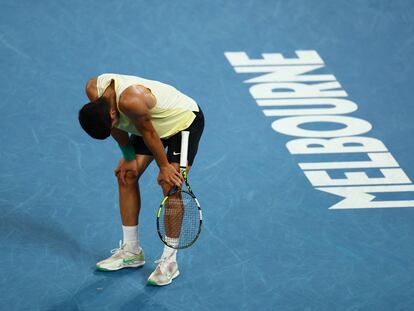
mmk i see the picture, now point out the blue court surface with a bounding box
[2,0,414,310]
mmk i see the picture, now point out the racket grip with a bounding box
[180,131,190,168]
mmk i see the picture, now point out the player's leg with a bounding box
[118,154,153,250]
[147,163,186,285]
[148,108,204,286]
[97,135,154,272]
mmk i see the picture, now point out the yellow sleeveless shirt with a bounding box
[96,73,198,138]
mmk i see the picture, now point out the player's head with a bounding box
[78,97,113,140]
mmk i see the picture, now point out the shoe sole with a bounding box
[147,270,180,286]
[96,261,145,272]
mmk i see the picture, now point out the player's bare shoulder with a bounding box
[118,85,156,119]
[120,85,156,110]
[85,77,98,101]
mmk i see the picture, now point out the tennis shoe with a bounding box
[96,240,145,271]
[147,258,180,286]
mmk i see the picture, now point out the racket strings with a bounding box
[159,191,200,249]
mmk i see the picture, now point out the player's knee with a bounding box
[117,171,139,186]
[161,183,182,196]
[161,183,173,196]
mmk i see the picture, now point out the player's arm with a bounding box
[119,87,183,189]
[111,127,130,147]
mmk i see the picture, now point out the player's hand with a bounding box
[114,158,138,185]
[157,164,183,190]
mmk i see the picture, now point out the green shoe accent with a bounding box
[147,280,159,286]
[96,266,113,272]
[122,256,143,265]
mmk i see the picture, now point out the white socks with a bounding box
[121,226,178,262]
[122,225,141,253]
[161,237,179,262]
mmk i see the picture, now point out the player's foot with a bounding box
[96,240,145,271]
[147,258,180,286]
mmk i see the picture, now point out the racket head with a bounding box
[157,188,202,249]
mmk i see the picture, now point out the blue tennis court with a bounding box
[2,0,414,310]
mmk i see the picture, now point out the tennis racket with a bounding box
[156,130,203,249]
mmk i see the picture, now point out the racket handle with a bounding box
[180,131,190,169]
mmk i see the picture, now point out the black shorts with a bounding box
[129,108,205,166]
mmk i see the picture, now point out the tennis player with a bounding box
[78,73,204,286]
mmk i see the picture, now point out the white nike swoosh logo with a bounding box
[173,152,180,155]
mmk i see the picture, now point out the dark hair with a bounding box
[78,97,111,140]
